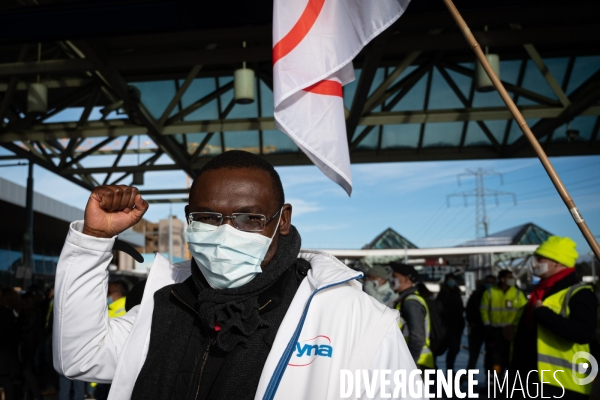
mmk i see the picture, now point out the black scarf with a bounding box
[191,225,302,352]
[131,225,306,400]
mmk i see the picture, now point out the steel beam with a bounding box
[72,41,194,177]
[0,45,30,126]
[158,65,202,126]
[0,59,94,77]
[102,135,133,185]
[62,163,177,175]
[350,62,435,150]
[111,150,164,185]
[0,78,89,92]
[6,105,600,144]
[4,26,598,78]
[522,44,570,107]
[1,142,94,190]
[164,81,233,126]
[346,32,390,142]
[437,66,501,153]
[509,69,600,154]
[362,51,421,114]
[440,62,561,107]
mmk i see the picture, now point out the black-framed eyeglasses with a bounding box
[188,208,282,232]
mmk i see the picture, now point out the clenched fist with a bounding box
[83,185,149,238]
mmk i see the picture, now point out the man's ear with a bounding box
[279,203,292,236]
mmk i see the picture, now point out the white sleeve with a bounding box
[359,316,428,400]
[53,221,137,383]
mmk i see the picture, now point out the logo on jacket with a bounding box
[288,335,333,367]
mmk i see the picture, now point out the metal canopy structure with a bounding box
[0,0,599,195]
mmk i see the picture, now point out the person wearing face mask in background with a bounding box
[480,269,526,375]
[52,151,424,400]
[363,265,399,308]
[390,262,436,370]
[465,275,496,371]
[436,273,465,372]
[509,236,597,400]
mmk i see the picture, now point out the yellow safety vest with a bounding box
[538,283,593,395]
[480,286,526,327]
[396,292,435,368]
[108,296,127,319]
[91,296,127,389]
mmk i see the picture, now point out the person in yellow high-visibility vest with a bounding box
[95,280,129,400]
[509,236,597,400]
[390,262,435,370]
[107,280,128,319]
[480,269,526,374]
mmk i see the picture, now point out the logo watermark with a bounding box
[340,362,600,399]
[340,369,479,399]
[572,351,598,386]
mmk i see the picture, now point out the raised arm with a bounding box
[53,185,148,382]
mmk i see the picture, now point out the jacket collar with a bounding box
[544,269,579,299]
[397,285,418,302]
[298,250,363,291]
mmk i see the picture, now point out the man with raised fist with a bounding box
[52,150,423,400]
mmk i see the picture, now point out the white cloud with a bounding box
[287,198,321,217]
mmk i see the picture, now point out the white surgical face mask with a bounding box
[505,278,516,287]
[185,211,281,289]
[364,281,398,305]
[364,280,380,296]
[530,257,550,277]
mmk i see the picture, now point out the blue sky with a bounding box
[1,153,598,256]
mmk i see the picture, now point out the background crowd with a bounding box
[1,235,598,399]
[0,280,131,400]
[363,235,599,400]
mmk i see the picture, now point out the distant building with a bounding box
[355,228,420,273]
[123,216,186,271]
[0,177,144,283]
[452,222,554,275]
[362,227,418,250]
[457,223,553,247]
[158,216,185,259]
[131,219,159,254]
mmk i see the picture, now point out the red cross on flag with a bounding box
[273,0,411,195]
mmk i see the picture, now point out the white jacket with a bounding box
[54,221,424,400]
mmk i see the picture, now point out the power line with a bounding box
[447,168,517,238]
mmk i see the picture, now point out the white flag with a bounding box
[273,0,411,195]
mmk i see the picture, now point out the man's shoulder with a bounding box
[298,250,363,289]
[153,278,192,301]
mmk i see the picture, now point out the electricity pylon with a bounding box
[447,168,517,238]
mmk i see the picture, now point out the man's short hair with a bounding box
[191,150,285,206]
[110,280,129,297]
[497,269,512,280]
[389,262,420,282]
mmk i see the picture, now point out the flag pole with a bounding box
[441,0,600,260]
